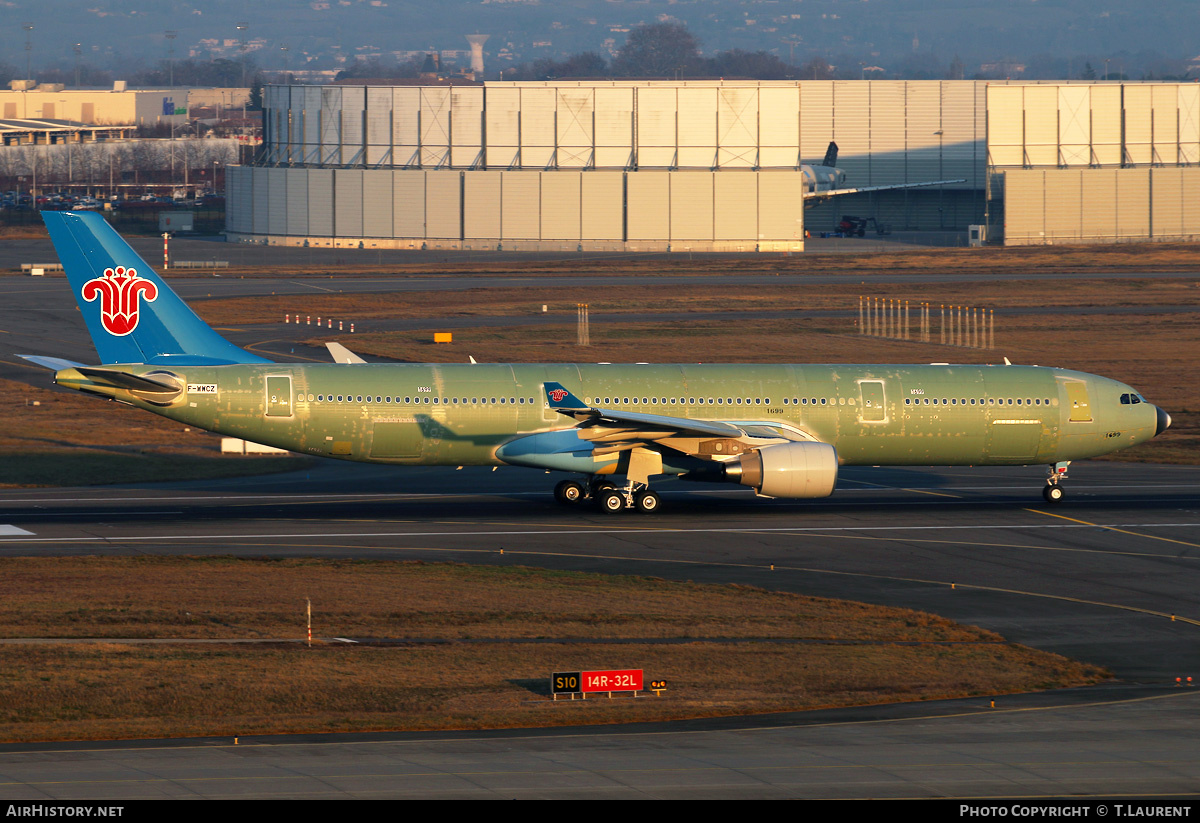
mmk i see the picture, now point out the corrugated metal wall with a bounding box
[239,78,1001,244]
[225,167,807,251]
[987,83,1200,170]
[1002,168,1200,245]
[259,79,986,189]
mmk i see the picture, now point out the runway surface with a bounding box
[2,247,1199,798]
[0,462,1199,798]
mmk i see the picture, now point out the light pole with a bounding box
[23,24,34,82]
[236,22,249,87]
[165,30,177,87]
[73,43,82,87]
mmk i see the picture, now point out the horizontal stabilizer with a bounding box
[17,355,87,371]
[75,367,182,394]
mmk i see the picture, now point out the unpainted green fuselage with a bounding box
[57,362,1161,472]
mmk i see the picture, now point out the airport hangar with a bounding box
[225,79,1200,252]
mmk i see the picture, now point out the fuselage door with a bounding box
[858,380,887,423]
[1065,382,1092,422]
[265,375,293,418]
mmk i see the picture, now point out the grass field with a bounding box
[0,557,1107,742]
[0,375,309,487]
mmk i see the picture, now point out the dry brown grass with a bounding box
[0,556,996,642]
[196,277,1200,325]
[0,558,1106,742]
[0,376,309,487]
[166,240,1200,280]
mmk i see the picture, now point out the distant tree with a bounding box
[799,57,835,80]
[134,59,251,88]
[894,52,945,80]
[335,55,424,81]
[610,22,701,77]
[35,65,113,88]
[248,77,264,109]
[509,51,609,80]
[705,50,790,80]
[1081,62,1097,80]
[546,51,609,78]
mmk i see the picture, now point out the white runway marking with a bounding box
[0,525,32,536]
[1,522,1198,544]
[2,483,1200,507]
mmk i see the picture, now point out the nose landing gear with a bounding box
[1043,461,1070,503]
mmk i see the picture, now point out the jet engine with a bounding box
[723,442,838,498]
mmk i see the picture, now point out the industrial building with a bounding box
[225,79,1200,250]
[228,80,987,251]
[988,83,1200,244]
[1,81,188,127]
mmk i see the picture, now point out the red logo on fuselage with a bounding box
[81,266,158,337]
[549,389,570,403]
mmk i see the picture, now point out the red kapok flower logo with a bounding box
[549,389,570,403]
[81,266,159,337]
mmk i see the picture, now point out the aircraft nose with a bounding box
[1155,405,1172,437]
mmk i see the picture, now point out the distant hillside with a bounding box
[4,0,1197,80]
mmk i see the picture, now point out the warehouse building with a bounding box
[226,79,1200,250]
[987,83,1200,244]
[226,80,988,251]
[0,81,187,127]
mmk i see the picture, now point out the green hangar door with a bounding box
[265,376,293,418]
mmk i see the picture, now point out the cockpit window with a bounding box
[1120,393,1145,405]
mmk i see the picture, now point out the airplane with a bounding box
[800,141,966,203]
[21,211,1170,513]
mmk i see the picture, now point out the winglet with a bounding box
[543,381,590,413]
[325,341,366,364]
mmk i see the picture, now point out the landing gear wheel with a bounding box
[554,480,584,505]
[1043,484,1064,503]
[597,489,626,514]
[634,490,661,514]
[590,480,616,498]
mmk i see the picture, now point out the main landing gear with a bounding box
[1042,461,1070,504]
[554,478,662,514]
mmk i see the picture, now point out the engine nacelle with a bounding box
[725,442,838,499]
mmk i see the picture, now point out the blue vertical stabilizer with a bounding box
[42,211,270,365]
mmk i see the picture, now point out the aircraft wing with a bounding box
[499,382,805,483]
[543,382,743,438]
[804,179,966,200]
